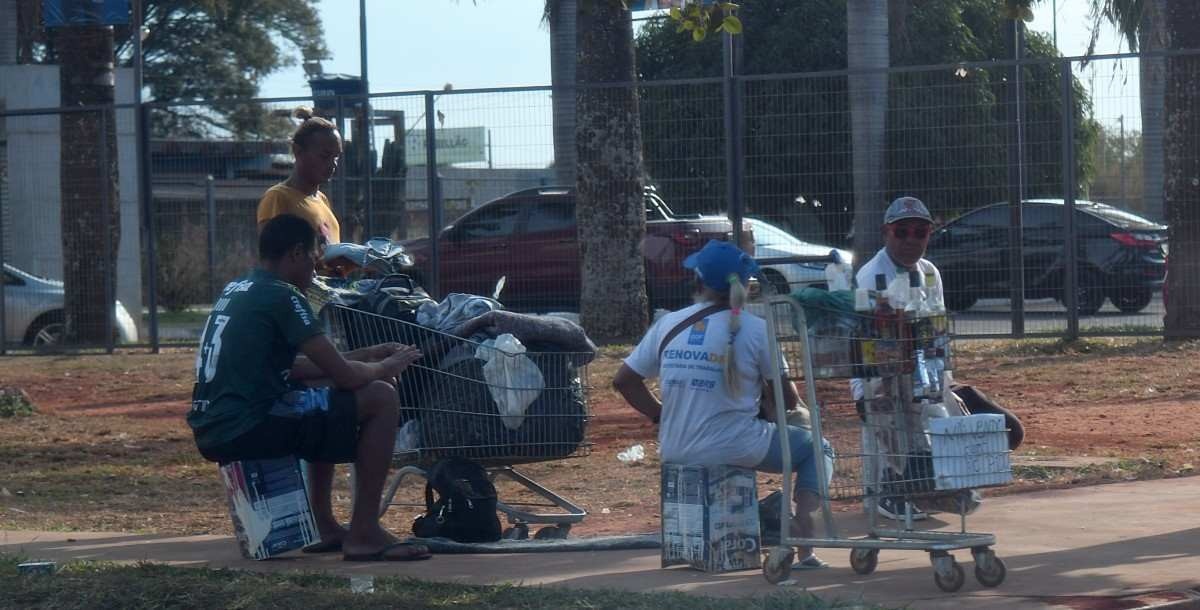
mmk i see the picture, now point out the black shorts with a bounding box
[200,387,360,465]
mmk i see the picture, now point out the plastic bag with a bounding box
[616,444,645,464]
[475,334,545,430]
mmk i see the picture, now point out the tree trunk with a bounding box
[1162,0,1200,338]
[57,25,119,345]
[575,1,648,343]
[1139,0,1167,222]
[847,0,889,271]
[549,0,577,187]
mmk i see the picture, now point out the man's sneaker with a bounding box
[876,496,928,521]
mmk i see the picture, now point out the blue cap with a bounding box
[683,240,760,292]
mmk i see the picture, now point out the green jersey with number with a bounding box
[187,268,324,449]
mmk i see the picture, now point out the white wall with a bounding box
[0,65,144,333]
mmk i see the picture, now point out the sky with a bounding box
[260,1,1133,97]
[257,1,1143,167]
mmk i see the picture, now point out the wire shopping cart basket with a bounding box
[321,304,592,540]
[758,294,1011,592]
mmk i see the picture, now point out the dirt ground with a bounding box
[1,337,1199,539]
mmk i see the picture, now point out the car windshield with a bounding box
[1079,203,1164,230]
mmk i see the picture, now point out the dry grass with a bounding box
[2,339,1200,538]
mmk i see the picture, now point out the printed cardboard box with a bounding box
[220,457,318,560]
[661,463,761,573]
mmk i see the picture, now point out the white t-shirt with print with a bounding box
[849,247,945,400]
[624,302,777,468]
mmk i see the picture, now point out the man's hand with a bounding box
[370,342,405,361]
[378,344,422,377]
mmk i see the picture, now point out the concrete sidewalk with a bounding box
[4,477,1200,609]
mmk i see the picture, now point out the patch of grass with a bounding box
[0,388,36,418]
[1012,457,1176,488]
[0,555,894,610]
[955,336,1173,358]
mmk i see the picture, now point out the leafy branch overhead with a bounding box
[668,1,742,41]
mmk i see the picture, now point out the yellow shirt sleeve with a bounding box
[256,189,289,226]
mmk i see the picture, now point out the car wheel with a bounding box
[944,291,977,312]
[1065,271,1106,316]
[759,269,790,297]
[24,311,65,346]
[1109,287,1153,314]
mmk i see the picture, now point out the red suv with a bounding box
[403,186,750,312]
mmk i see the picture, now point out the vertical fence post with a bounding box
[205,174,216,300]
[364,95,374,240]
[0,119,6,355]
[138,104,159,352]
[334,96,347,222]
[1060,59,1079,340]
[424,92,441,298]
[1006,20,1026,337]
[100,110,115,353]
[723,32,744,245]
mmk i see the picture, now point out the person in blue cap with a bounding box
[614,239,834,570]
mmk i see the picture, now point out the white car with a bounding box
[747,217,853,295]
[3,263,139,346]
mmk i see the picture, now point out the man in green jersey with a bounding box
[188,214,428,562]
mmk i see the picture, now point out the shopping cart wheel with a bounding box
[849,548,879,575]
[533,525,571,540]
[502,524,529,540]
[931,554,965,593]
[762,547,795,584]
[972,551,1007,587]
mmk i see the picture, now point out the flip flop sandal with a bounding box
[343,542,433,562]
[301,539,343,554]
[794,554,830,570]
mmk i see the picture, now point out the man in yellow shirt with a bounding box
[257,106,343,245]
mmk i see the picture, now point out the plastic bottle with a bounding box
[872,274,900,372]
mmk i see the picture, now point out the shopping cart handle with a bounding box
[755,249,846,266]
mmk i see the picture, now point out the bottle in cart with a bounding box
[852,285,873,377]
[872,273,903,373]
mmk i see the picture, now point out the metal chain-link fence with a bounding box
[0,51,1195,350]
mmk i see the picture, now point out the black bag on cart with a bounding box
[412,457,502,543]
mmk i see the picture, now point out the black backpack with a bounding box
[411,458,502,543]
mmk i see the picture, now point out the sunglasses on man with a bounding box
[889,225,931,240]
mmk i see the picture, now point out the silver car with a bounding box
[747,217,853,294]
[3,263,138,346]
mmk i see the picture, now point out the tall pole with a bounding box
[133,0,159,351]
[359,0,374,239]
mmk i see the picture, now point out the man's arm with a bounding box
[290,342,400,379]
[295,334,420,390]
[613,364,662,424]
[759,378,801,423]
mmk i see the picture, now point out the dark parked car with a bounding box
[926,199,1167,315]
[403,186,751,312]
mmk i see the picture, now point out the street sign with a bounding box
[43,0,131,27]
[405,127,487,166]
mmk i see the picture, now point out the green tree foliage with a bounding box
[17,0,328,138]
[636,0,1098,246]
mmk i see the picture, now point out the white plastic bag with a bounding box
[476,334,545,430]
[616,444,645,465]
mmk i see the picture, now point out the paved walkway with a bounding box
[4,477,1200,609]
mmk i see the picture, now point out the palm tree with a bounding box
[55,24,120,345]
[573,0,649,342]
[846,0,889,269]
[548,0,578,187]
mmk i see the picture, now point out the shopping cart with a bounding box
[758,293,1011,592]
[321,304,592,540]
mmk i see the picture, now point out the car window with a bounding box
[456,203,523,240]
[1022,205,1062,230]
[525,200,575,233]
[950,206,1008,231]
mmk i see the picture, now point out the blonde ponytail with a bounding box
[724,272,746,394]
